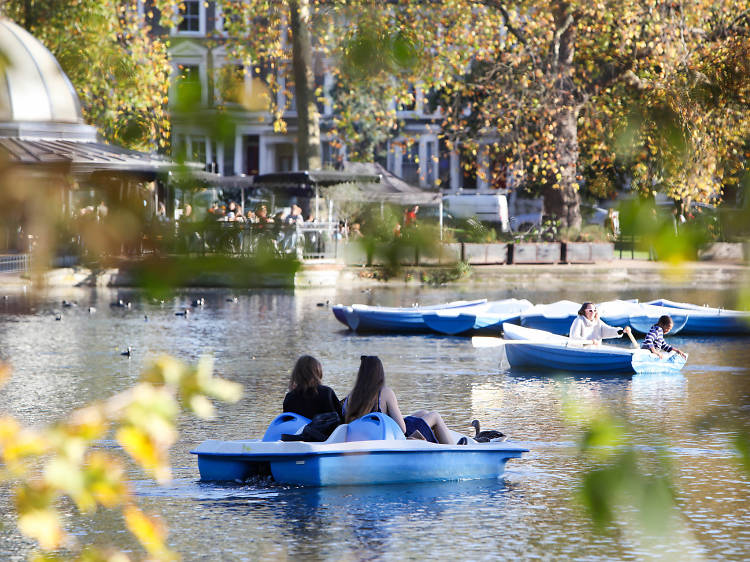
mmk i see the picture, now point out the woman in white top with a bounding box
[569,302,631,344]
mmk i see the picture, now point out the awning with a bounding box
[0,138,179,178]
[253,165,441,205]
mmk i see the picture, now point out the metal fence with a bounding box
[0,253,30,274]
[175,221,345,261]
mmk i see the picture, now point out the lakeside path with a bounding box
[0,259,748,292]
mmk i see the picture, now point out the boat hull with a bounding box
[338,299,487,333]
[422,299,532,335]
[192,412,528,487]
[193,440,526,486]
[646,299,750,334]
[502,323,686,374]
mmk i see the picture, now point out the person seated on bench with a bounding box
[569,302,631,345]
[283,355,343,421]
[341,355,454,444]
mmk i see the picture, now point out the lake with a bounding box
[0,284,749,560]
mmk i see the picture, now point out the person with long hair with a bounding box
[283,355,342,420]
[342,355,455,445]
[569,302,631,345]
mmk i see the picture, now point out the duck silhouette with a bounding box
[62,300,77,308]
[121,346,132,357]
[88,306,96,314]
[226,296,239,303]
[191,298,205,307]
[175,308,190,317]
[471,420,506,443]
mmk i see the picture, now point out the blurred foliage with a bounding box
[353,206,441,276]
[129,253,301,300]
[618,198,714,262]
[452,218,498,244]
[512,218,561,243]
[566,401,687,543]
[0,356,242,559]
[2,0,174,152]
[560,224,610,243]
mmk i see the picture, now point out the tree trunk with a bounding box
[544,105,582,229]
[289,0,321,171]
[544,2,582,230]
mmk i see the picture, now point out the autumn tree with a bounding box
[1,0,173,152]
[185,1,748,229]
[397,0,749,228]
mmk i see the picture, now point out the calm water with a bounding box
[1,284,749,560]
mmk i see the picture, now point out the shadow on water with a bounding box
[137,475,521,559]
[211,479,517,558]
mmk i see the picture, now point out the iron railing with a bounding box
[0,253,30,274]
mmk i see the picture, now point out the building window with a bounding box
[401,142,420,185]
[321,141,334,169]
[424,139,436,186]
[460,144,477,190]
[174,64,203,107]
[439,138,452,188]
[175,0,205,35]
[174,134,211,168]
[275,143,295,172]
[399,85,417,112]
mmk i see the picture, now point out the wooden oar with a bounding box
[624,328,639,349]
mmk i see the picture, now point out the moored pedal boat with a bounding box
[645,299,750,334]
[192,412,528,486]
[499,323,687,374]
[422,298,534,335]
[597,300,689,335]
[333,299,487,333]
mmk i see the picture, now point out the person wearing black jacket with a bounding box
[283,355,343,420]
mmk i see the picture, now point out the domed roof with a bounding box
[0,18,83,123]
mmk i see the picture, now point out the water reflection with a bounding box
[1,285,749,560]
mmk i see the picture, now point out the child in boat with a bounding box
[283,355,343,420]
[342,355,455,445]
[642,316,688,359]
[569,302,632,344]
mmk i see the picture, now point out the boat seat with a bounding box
[346,412,406,442]
[262,412,310,442]
[324,424,350,444]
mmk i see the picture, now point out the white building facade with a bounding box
[159,1,505,195]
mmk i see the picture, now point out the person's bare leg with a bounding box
[412,410,452,444]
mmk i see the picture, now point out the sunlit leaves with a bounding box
[124,504,175,561]
[571,406,678,535]
[3,0,172,152]
[0,356,242,558]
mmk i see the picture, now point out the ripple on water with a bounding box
[1,287,749,560]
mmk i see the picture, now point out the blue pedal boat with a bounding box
[500,323,687,374]
[597,300,689,335]
[191,412,528,487]
[518,300,581,334]
[645,298,750,335]
[421,298,533,335]
[332,299,487,333]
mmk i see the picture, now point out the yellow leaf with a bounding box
[0,362,10,388]
[116,426,171,483]
[188,395,214,419]
[18,509,66,550]
[124,505,176,560]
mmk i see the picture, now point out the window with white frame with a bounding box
[174,134,212,169]
[424,138,436,186]
[173,63,204,107]
[401,142,420,185]
[175,0,205,35]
